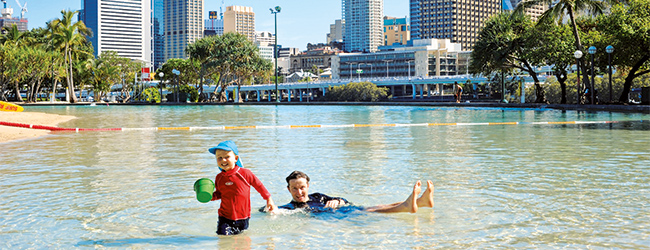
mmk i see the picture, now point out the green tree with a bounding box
[49,10,93,103]
[515,0,620,98]
[87,51,122,101]
[535,20,576,104]
[203,32,271,102]
[596,0,650,103]
[0,25,26,46]
[157,58,199,101]
[470,12,547,103]
[186,36,220,102]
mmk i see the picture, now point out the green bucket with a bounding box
[193,178,215,203]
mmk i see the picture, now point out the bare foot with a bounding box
[407,180,421,213]
[417,180,434,208]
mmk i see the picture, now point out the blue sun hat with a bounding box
[208,140,243,169]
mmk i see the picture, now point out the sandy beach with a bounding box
[0,111,77,143]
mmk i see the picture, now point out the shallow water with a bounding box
[1,105,649,249]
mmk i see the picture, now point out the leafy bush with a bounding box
[324,81,389,102]
[143,87,161,103]
[179,84,199,102]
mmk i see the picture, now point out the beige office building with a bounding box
[384,16,410,46]
[510,0,548,22]
[411,0,501,51]
[164,0,204,60]
[223,5,255,41]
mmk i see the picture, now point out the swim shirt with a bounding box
[278,193,351,213]
[212,166,271,221]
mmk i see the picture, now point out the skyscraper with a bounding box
[383,16,410,46]
[81,0,151,63]
[509,0,548,22]
[410,0,501,51]
[223,6,255,41]
[327,19,345,44]
[164,0,204,60]
[342,0,383,52]
[153,0,164,70]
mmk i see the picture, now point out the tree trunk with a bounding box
[619,55,649,103]
[567,7,592,99]
[555,70,568,104]
[13,82,23,102]
[521,59,546,103]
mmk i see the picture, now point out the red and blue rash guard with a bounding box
[211,166,271,221]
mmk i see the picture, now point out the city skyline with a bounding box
[13,0,409,50]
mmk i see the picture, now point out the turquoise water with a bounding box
[1,105,649,249]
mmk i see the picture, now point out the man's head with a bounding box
[286,171,310,203]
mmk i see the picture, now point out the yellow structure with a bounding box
[223,6,255,41]
[383,16,410,46]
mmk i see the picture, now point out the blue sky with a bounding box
[13,0,409,50]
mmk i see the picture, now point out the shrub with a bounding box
[143,87,161,103]
[324,81,389,102]
[179,84,199,102]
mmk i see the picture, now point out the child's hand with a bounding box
[265,198,278,214]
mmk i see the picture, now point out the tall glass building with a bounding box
[81,0,152,64]
[164,0,204,60]
[342,0,384,53]
[153,0,164,70]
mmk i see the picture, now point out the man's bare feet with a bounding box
[417,180,434,208]
[406,180,421,213]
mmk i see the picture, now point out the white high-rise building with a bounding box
[164,0,204,60]
[81,0,151,64]
[342,0,383,52]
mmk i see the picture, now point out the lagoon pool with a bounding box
[1,105,649,249]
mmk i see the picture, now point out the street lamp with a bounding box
[158,72,164,102]
[574,50,583,104]
[270,6,281,102]
[172,69,180,102]
[588,46,597,105]
[606,45,614,103]
[384,60,392,77]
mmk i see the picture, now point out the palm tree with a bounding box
[515,0,619,100]
[49,10,92,103]
[0,25,25,46]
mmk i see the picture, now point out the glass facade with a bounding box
[153,0,164,70]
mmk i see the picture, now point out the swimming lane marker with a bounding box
[0,120,634,133]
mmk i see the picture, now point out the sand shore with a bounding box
[0,111,77,143]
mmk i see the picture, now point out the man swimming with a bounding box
[270,170,434,213]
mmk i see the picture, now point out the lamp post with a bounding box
[368,63,373,79]
[158,72,164,102]
[384,60,392,78]
[270,6,281,102]
[172,69,180,102]
[606,45,614,103]
[574,50,583,104]
[407,60,412,77]
[588,46,596,105]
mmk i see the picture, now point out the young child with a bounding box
[208,140,276,235]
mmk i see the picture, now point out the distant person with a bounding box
[266,171,434,214]
[454,82,463,103]
[208,140,277,235]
